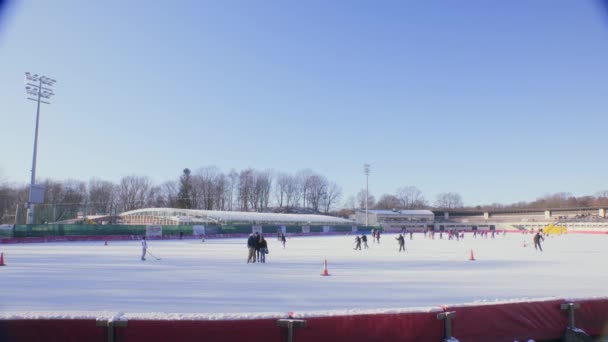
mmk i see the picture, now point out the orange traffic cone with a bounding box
[321,259,330,276]
[469,249,476,261]
[0,252,6,266]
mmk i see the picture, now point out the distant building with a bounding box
[120,208,354,226]
[355,209,434,230]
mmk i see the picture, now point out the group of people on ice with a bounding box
[247,232,269,263]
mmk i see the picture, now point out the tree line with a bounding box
[0,167,343,224]
[1,168,607,225]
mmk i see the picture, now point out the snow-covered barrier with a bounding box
[0,298,606,341]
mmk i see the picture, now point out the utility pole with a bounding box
[25,72,56,224]
[364,163,370,227]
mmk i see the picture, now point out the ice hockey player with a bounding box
[533,230,545,252]
[395,234,405,252]
[141,236,148,261]
[354,235,362,250]
[361,234,369,249]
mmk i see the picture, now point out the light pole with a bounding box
[25,72,56,224]
[364,163,370,227]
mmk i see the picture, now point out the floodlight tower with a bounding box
[25,72,56,224]
[364,163,370,227]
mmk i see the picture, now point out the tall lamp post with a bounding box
[364,163,370,227]
[25,72,56,224]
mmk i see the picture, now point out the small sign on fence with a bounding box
[146,225,162,238]
[193,225,206,236]
[302,225,310,233]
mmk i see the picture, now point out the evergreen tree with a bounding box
[177,168,193,209]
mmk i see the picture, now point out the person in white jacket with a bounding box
[141,236,148,261]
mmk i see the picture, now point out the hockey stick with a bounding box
[146,250,161,260]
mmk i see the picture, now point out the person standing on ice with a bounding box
[280,232,287,249]
[361,234,369,249]
[141,236,148,261]
[255,232,262,260]
[534,230,545,252]
[354,235,362,250]
[258,236,268,263]
[376,230,381,244]
[247,233,257,263]
[396,234,405,252]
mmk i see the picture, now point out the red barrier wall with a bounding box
[445,299,567,342]
[116,319,281,342]
[296,311,443,342]
[1,299,607,342]
[572,298,608,336]
[0,319,104,342]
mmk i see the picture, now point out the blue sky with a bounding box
[1,0,607,206]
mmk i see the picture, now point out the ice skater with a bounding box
[247,233,257,263]
[375,230,381,244]
[395,234,405,252]
[354,235,362,250]
[141,236,148,261]
[534,230,545,252]
[258,236,268,263]
[409,231,413,240]
[361,234,369,249]
[280,232,287,249]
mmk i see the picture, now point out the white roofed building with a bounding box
[120,208,354,226]
[355,209,435,230]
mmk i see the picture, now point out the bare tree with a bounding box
[117,175,153,212]
[306,174,327,212]
[238,169,254,211]
[297,169,314,209]
[193,166,222,210]
[285,174,300,208]
[274,173,291,208]
[321,182,342,213]
[434,192,463,209]
[227,169,238,211]
[356,189,376,210]
[256,170,272,211]
[396,186,426,208]
[374,194,401,210]
[158,181,179,207]
[88,179,116,215]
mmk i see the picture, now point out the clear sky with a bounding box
[1,0,607,206]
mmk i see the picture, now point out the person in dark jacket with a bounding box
[279,232,286,249]
[354,235,362,250]
[396,234,405,252]
[247,234,257,263]
[258,236,268,263]
[255,233,262,260]
[534,230,545,252]
[361,234,369,249]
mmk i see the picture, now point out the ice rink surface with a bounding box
[1,232,606,318]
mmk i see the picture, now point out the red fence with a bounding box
[1,298,607,342]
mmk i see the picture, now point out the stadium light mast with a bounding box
[25,72,56,224]
[364,163,370,227]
